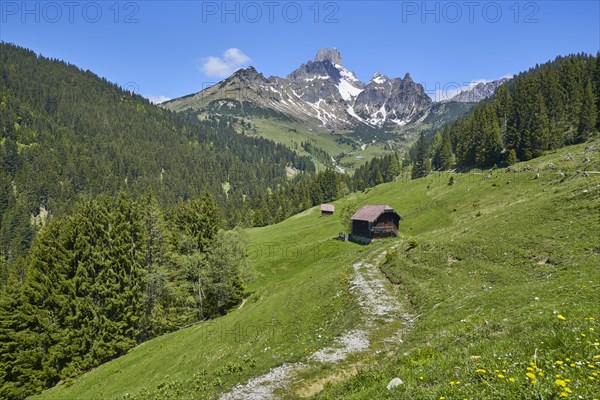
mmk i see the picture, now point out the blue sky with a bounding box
[1,1,599,102]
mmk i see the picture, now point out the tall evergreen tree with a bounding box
[411,132,432,179]
[577,80,597,141]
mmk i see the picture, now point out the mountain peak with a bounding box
[403,72,412,81]
[230,66,265,82]
[315,48,342,65]
[370,72,388,84]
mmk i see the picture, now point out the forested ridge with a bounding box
[0,42,347,263]
[410,53,600,176]
[0,42,347,399]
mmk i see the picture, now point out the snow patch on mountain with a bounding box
[338,79,363,101]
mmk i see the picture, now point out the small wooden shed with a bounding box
[320,203,335,216]
[349,204,401,244]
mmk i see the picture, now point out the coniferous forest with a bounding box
[0,42,598,399]
[410,53,600,176]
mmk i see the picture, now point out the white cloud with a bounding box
[145,95,171,104]
[201,48,251,78]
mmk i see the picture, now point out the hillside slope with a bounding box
[33,142,600,399]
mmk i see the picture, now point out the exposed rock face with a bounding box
[449,77,511,103]
[315,48,343,65]
[164,48,503,129]
[354,73,431,125]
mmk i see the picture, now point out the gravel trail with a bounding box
[219,247,408,400]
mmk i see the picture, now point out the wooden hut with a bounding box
[320,204,335,216]
[349,204,401,244]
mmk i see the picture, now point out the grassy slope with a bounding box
[314,144,600,399]
[33,142,599,399]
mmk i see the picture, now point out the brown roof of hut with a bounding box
[350,204,395,222]
[320,204,335,213]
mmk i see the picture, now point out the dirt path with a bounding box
[219,246,410,400]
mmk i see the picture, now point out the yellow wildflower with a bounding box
[559,392,568,397]
[526,372,536,380]
[555,379,567,387]
[557,314,566,320]
[476,368,486,373]
[497,374,505,378]
[556,360,563,365]
[508,377,515,382]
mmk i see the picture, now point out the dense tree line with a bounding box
[409,53,600,174]
[0,192,248,399]
[352,153,403,189]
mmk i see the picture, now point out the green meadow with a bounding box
[34,142,599,399]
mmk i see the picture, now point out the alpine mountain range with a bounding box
[164,48,510,130]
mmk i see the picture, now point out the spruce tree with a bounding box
[411,132,432,179]
[506,149,517,165]
[577,81,597,141]
[439,132,455,170]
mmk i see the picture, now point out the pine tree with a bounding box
[577,81,597,141]
[506,149,517,165]
[411,132,431,179]
[439,131,455,170]
[594,53,600,129]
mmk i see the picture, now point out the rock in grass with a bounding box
[387,377,404,390]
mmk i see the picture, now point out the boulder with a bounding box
[387,377,404,390]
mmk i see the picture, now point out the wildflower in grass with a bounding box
[497,373,505,378]
[555,378,567,387]
[588,364,596,368]
[526,372,536,380]
[558,314,566,320]
[559,392,568,397]
[508,377,515,383]
[476,369,486,374]
[556,360,563,365]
